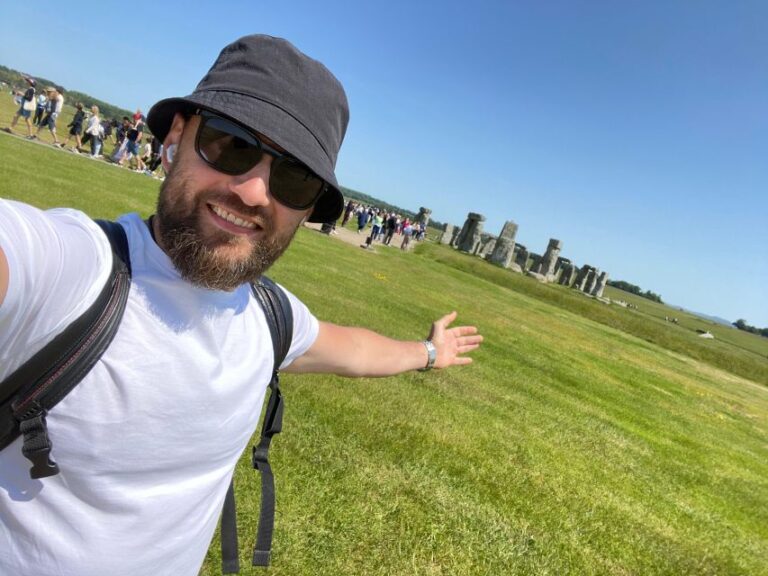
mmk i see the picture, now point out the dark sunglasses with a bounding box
[194,110,328,210]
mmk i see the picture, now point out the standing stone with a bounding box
[453,215,472,248]
[488,237,516,268]
[554,257,570,278]
[528,253,542,274]
[592,271,609,298]
[558,263,576,286]
[457,212,486,254]
[416,207,432,227]
[539,238,563,281]
[573,265,591,291]
[499,221,519,241]
[450,226,461,246]
[584,268,598,295]
[439,223,455,245]
[514,245,529,271]
[478,234,496,258]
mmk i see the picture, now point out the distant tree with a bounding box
[66,90,132,128]
[607,280,663,303]
[733,319,768,338]
[0,63,133,129]
[643,290,663,304]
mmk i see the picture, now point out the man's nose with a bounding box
[227,155,273,207]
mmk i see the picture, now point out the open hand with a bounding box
[428,311,483,369]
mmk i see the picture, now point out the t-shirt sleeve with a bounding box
[0,200,113,379]
[276,284,319,370]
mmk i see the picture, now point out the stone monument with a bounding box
[439,223,454,245]
[514,244,529,271]
[584,268,598,295]
[558,263,576,286]
[416,207,432,227]
[488,237,516,268]
[528,253,542,274]
[456,212,486,254]
[539,238,563,281]
[499,221,519,241]
[554,256,570,278]
[573,265,592,291]
[478,234,496,258]
[450,226,461,246]
[592,271,609,298]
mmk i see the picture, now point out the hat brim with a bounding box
[147,92,344,223]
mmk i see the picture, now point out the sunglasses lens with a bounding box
[197,116,262,174]
[271,158,326,209]
[196,112,327,210]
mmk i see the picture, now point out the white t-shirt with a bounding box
[0,201,319,576]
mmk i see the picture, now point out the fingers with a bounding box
[451,325,479,337]
[459,334,483,345]
[436,310,458,328]
[457,340,482,353]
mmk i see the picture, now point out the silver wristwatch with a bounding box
[419,340,437,371]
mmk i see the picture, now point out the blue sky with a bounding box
[2,0,766,325]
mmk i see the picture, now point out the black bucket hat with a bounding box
[147,35,349,223]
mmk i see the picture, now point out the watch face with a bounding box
[420,340,437,371]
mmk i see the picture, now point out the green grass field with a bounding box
[1,129,767,575]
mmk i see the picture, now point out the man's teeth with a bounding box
[211,205,257,229]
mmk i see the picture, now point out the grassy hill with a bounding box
[1,129,766,575]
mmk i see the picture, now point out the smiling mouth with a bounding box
[210,204,259,230]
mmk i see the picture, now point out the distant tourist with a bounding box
[33,90,48,126]
[416,222,426,241]
[383,212,398,245]
[357,207,370,233]
[112,117,132,163]
[146,136,163,174]
[84,105,105,157]
[60,102,85,151]
[341,199,355,226]
[370,211,384,241]
[400,221,414,250]
[34,87,64,144]
[4,76,37,138]
[122,115,146,172]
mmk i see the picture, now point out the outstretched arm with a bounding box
[285,311,482,377]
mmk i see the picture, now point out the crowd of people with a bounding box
[5,78,430,238]
[339,200,428,250]
[4,77,164,178]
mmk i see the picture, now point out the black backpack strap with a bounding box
[95,219,132,275]
[220,276,293,573]
[0,219,131,479]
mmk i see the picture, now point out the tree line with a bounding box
[732,319,768,338]
[1,64,134,126]
[340,186,444,230]
[607,280,663,303]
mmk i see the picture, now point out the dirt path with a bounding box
[303,222,409,251]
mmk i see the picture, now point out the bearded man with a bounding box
[0,35,482,576]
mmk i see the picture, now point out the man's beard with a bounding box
[154,170,298,291]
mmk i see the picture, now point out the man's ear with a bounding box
[161,113,187,171]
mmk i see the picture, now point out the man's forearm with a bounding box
[286,312,482,377]
[285,322,430,377]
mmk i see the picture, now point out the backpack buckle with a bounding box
[252,445,269,467]
[19,407,60,479]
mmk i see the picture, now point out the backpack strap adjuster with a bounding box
[18,405,60,479]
